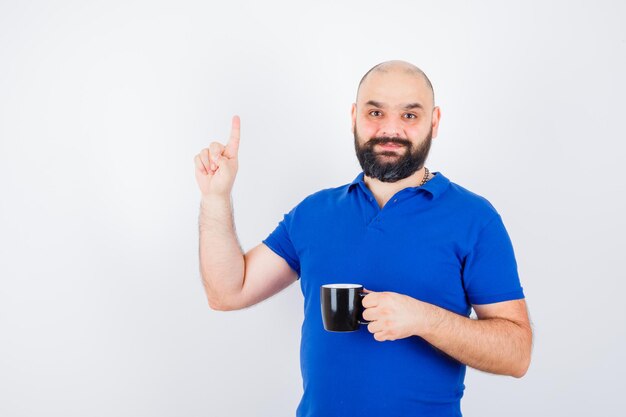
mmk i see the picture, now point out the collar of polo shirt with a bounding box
[347,170,450,200]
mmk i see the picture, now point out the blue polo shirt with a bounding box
[262,171,525,417]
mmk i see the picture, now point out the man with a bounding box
[193,60,532,417]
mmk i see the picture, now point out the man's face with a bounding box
[351,70,439,183]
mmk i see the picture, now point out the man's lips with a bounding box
[376,142,405,150]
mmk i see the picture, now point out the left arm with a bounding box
[362,292,533,378]
[423,299,532,378]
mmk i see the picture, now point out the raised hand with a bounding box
[194,115,241,197]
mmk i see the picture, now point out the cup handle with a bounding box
[358,292,371,325]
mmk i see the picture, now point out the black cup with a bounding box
[320,284,370,332]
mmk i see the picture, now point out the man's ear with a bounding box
[351,103,357,132]
[431,106,441,139]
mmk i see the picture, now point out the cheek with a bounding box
[358,119,379,137]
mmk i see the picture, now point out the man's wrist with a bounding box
[419,302,446,339]
[200,193,231,209]
[199,193,233,229]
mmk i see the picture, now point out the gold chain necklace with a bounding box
[419,167,430,186]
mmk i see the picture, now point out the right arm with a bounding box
[194,115,298,311]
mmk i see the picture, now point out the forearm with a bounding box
[421,304,531,378]
[198,194,245,310]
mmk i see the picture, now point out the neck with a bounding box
[363,167,431,201]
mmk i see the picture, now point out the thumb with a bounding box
[224,115,240,159]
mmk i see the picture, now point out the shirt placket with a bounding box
[358,183,411,227]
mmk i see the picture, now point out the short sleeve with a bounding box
[463,214,525,305]
[262,206,301,278]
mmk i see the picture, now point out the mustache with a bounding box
[367,137,411,147]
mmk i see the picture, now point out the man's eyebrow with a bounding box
[403,102,424,110]
[365,100,424,110]
[365,100,385,108]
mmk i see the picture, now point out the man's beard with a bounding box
[353,125,433,183]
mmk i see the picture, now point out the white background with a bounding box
[1,1,625,416]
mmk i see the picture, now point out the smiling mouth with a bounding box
[377,142,404,150]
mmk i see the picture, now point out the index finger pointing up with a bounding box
[224,115,240,158]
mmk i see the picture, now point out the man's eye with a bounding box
[369,110,382,117]
[404,113,417,119]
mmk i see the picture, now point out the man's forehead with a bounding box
[357,71,433,108]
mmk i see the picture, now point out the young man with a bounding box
[194,60,532,417]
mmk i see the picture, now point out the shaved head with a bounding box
[356,60,435,107]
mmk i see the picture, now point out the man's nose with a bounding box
[379,118,403,138]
